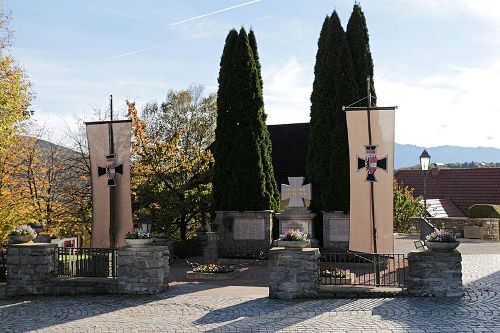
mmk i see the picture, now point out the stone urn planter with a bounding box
[276,240,311,249]
[425,241,460,251]
[9,234,36,244]
[125,238,153,247]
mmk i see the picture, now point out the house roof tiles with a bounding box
[396,168,500,216]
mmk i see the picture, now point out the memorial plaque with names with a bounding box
[329,217,349,242]
[233,218,265,240]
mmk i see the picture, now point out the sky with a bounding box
[4,0,500,149]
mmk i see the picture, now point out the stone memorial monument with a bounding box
[276,177,317,246]
[323,211,350,251]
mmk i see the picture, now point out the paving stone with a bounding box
[0,254,498,332]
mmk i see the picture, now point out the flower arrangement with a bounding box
[321,269,349,278]
[125,230,152,239]
[425,230,457,243]
[10,225,36,237]
[278,229,309,241]
[192,263,234,274]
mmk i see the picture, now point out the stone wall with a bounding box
[322,211,349,251]
[407,250,463,297]
[6,243,169,296]
[269,247,320,299]
[409,217,499,240]
[6,243,57,296]
[215,210,274,257]
[117,245,169,294]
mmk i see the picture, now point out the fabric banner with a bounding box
[86,120,133,248]
[345,107,395,253]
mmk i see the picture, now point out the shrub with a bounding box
[467,204,500,218]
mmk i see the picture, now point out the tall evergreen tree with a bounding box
[248,29,280,211]
[213,29,238,211]
[214,28,279,211]
[346,3,376,106]
[307,11,358,212]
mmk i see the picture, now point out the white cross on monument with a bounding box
[281,177,312,208]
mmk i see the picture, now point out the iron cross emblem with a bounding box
[357,145,388,182]
[97,154,124,187]
[281,177,312,208]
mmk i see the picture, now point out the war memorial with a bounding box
[1,4,499,333]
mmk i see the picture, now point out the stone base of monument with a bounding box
[215,211,274,259]
[322,211,349,251]
[276,207,318,247]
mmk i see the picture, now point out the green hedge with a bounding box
[467,204,500,218]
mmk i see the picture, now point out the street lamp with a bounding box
[142,218,153,233]
[419,150,431,216]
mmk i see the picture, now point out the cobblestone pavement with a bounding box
[0,254,499,333]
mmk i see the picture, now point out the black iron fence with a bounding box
[56,247,117,278]
[319,252,408,287]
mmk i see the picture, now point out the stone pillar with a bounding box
[117,245,169,294]
[269,247,320,299]
[6,243,57,296]
[407,250,463,297]
[203,232,219,262]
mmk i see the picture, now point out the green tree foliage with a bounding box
[307,11,358,212]
[393,180,423,233]
[128,85,216,240]
[346,3,376,106]
[214,28,279,211]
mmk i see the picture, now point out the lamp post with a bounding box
[419,150,431,217]
[141,218,153,233]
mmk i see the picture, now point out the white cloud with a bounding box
[377,60,500,148]
[263,56,312,124]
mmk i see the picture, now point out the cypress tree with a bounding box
[214,29,238,211]
[307,11,358,212]
[346,3,376,106]
[214,28,279,211]
[248,29,280,211]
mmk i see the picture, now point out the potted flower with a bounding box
[425,230,459,251]
[9,225,37,244]
[124,230,153,247]
[276,229,311,249]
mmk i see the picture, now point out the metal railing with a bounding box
[56,247,117,278]
[319,252,408,287]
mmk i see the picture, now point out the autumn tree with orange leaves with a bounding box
[127,85,216,240]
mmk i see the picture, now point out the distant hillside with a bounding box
[395,144,500,169]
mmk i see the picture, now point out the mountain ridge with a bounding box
[395,143,500,169]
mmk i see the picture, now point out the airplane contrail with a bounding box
[106,45,158,61]
[170,0,262,26]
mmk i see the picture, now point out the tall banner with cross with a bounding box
[86,120,133,248]
[345,106,396,253]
